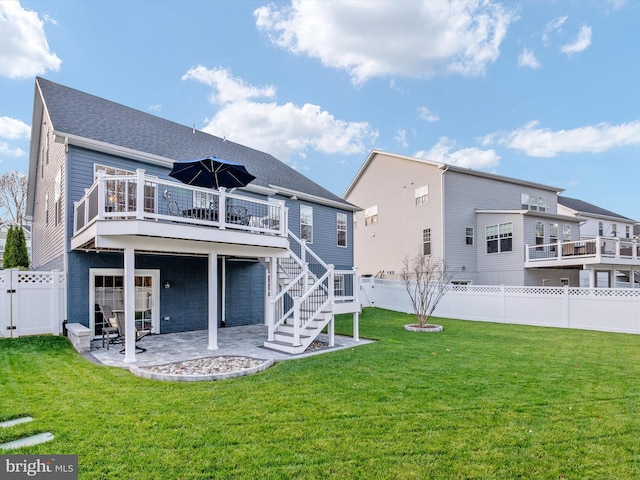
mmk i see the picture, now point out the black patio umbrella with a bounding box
[169,156,256,189]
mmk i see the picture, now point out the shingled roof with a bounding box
[35,77,355,209]
[557,196,634,221]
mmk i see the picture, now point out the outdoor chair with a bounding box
[114,310,151,354]
[100,305,123,350]
[226,204,251,226]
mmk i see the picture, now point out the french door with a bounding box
[90,269,160,337]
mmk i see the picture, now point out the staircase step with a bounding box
[263,340,307,355]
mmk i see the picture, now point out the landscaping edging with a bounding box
[404,324,443,332]
[128,356,274,382]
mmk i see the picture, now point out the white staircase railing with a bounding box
[265,230,335,352]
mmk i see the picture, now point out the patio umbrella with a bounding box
[169,156,256,189]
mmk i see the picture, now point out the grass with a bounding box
[1,308,639,479]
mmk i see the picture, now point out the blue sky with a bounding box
[1,0,638,220]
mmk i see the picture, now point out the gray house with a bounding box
[344,150,640,287]
[26,77,360,362]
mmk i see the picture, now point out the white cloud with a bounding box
[255,0,515,85]
[498,120,640,157]
[518,48,541,69]
[417,106,440,122]
[0,141,26,158]
[182,66,276,104]
[543,16,567,46]
[148,104,162,112]
[561,25,592,54]
[414,136,500,169]
[182,66,377,162]
[0,116,30,139]
[0,0,61,79]
[394,129,408,148]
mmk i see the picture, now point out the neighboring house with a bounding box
[26,77,360,361]
[557,196,639,287]
[0,223,31,268]
[344,150,640,288]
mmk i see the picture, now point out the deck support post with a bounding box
[208,252,218,350]
[123,247,137,363]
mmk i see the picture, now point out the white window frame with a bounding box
[415,185,428,206]
[364,205,378,226]
[423,228,431,256]
[337,212,347,248]
[54,168,62,226]
[563,225,571,241]
[486,222,513,254]
[521,193,546,212]
[300,205,313,243]
[465,227,474,246]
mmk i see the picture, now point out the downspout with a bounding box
[441,165,449,260]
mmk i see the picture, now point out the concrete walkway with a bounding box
[87,324,372,369]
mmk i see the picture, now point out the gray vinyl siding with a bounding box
[285,199,354,269]
[475,212,525,285]
[31,113,67,269]
[346,153,443,278]
[443,170,560,284]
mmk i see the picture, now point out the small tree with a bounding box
[400,253,455,328]
[0,171,28,225]
[3,225,30,269]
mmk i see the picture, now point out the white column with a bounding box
[123,248,136,363]
[207,252,218,350]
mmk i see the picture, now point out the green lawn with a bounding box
[1,308,639,479]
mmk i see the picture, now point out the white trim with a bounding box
[89,268,160,339]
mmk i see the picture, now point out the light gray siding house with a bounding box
[558,196,639,287]
[344,150,640,287]
[26,77,361,361]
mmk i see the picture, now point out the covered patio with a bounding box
[87,324,371,370]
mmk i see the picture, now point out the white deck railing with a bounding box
[74,169,287,237]
[526,237,640,264]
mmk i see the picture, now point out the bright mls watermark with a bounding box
[1,455,77,479]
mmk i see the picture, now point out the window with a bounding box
[423,228,431,255]
[415,185,428,206]
[465,227,474,246]
[560,278,570,287]
[300,205,313,243]
[45,193,49,226]
[563,225,571,241]
[550,223,558,252]
[626,226,631,239]
[337,212,347,248]
[598,222,604,236]
[364,205,378,226]
[521,193,546,212]
[535,221,544,248]
[611,224,617,237]
[486,222,513,254]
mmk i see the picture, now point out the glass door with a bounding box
[90,269,160,337]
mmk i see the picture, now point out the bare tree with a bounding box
[0,171,28,225]
[400,253,455,328]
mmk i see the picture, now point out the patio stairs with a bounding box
[262,231,334,354]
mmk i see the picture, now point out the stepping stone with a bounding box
[0,417,33,428]
[0,432,54,450]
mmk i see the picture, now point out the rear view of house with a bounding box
[27,78,360,361]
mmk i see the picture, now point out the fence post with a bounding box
[51,270,61,335]
[563,285,570,328]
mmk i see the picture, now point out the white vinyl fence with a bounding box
[360,278,640,335]
[0,270,66,338]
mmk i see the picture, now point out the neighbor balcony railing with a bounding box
[526,237,640,263]
[74,169,287,237]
